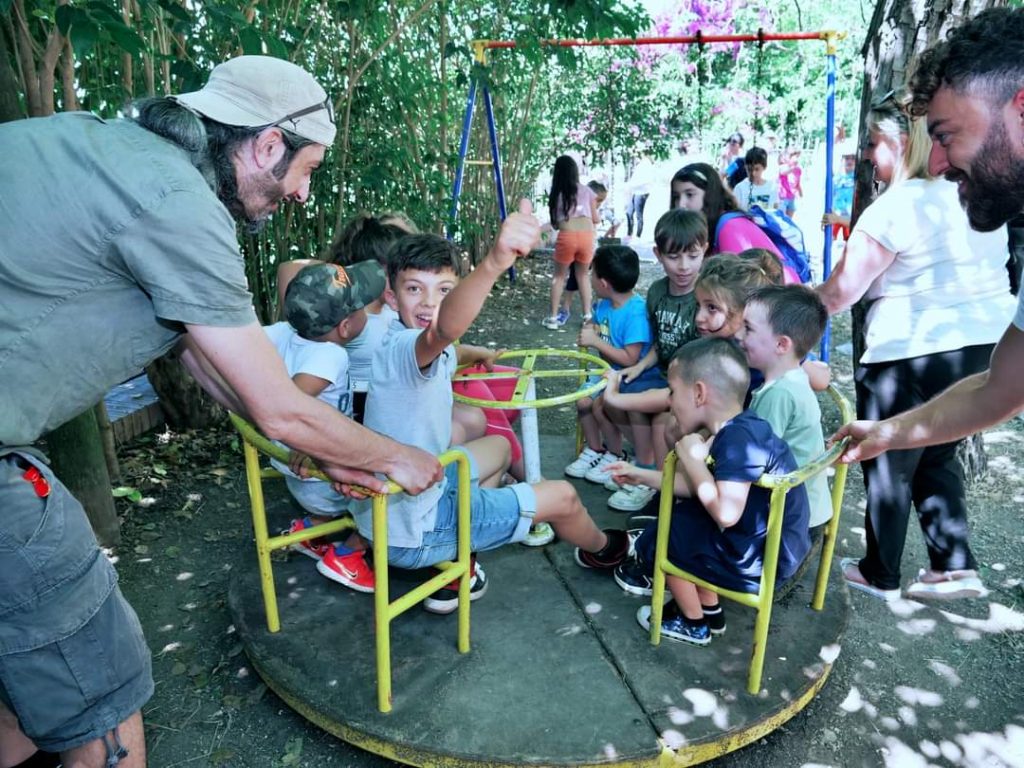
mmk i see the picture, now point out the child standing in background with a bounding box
[543,156,599,330]
[733,147,779,211]
[556,180,611,326]
[778,148,804,217]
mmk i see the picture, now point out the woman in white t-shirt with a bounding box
[817,92,1014,601]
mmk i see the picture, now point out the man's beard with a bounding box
[212,151,289,235]
[950,119,1024,232]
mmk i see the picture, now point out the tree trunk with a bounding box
[146,355,226,429]
[0,20,23,122]
[855,0,1007,484]
[45,409,122,548]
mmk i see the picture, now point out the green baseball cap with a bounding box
[285,260,385,339]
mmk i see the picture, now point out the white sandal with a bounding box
[904,569,986,600]
[840,557,901,602]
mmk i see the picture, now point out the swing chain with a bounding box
[694,31,705,149]
[753,28,765,147]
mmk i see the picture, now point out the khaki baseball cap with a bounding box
[173,55,336,146]
[285,261,386,339]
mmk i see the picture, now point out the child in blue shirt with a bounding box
[604,337,811,646]
[565,245,663,486]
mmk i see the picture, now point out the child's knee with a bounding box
[534,480,583,520]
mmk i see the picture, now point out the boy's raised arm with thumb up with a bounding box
[432,199,540,345]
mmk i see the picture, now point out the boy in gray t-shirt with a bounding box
[317,205,630,614]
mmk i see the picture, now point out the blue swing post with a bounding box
[447,76,478,239]
[820,33,840,363]
[447,42,515,283]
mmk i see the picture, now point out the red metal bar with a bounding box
[480,31,833,51]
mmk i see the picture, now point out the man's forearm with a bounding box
[264,394,404,477]
[884,371,1012,450]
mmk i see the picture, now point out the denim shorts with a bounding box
[0,450,153,752]
[386,450,536,570]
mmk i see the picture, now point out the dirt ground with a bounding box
[112,253,1024,767]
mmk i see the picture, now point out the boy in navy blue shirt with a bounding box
[600,337,810,645]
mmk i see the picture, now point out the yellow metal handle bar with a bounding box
[228,412,469,496]
[451,347,610,410]
[753,385,853,489]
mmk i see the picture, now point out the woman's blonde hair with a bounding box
[866,90,932,186]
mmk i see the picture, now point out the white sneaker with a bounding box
[584,451,622,484]
[565,447,604,478]
[541,316,560,330]
[608,484,657,512]
[521,522,555,547]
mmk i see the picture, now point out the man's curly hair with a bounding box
[910,7,1024,117]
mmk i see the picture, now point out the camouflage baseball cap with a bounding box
[285,260,385,339]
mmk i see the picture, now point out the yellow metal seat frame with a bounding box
[228,413,473,713]
[648,385,854,694]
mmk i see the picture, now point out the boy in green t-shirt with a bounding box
[736,285,832,533]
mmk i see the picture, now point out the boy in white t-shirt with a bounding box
[263,260,385,568]
[733,147,778,211]
[316,204,631,612]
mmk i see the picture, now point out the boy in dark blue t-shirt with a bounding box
[599,336,810,646]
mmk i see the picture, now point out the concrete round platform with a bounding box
[228,437,850,767]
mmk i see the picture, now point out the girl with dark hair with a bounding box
[544,155,599,330]
[669,163,800,284]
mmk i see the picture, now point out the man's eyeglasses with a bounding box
[276,95,335,130]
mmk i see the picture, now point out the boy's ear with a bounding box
[383,286,399,311]
[777,333,794,355]
[336,313,358,341]
[693,379,708,407]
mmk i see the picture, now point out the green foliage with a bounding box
[4,0,868,319]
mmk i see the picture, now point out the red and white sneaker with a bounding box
[283,517,330,560]
[316,547,375,593]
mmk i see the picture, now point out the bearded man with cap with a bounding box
[0,56,443,767]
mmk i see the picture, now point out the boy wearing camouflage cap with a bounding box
[264,260,384,582]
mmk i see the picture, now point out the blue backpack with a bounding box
[716,205,813,284]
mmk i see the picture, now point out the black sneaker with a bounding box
[703,604,727,635]
[614,557,654,596]
[574,529,629,570]
[423,560,488,614]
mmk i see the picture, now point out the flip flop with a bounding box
[840,557,901,602]
[904,569,987,600]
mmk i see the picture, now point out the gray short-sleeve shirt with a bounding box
[0,112,256,444]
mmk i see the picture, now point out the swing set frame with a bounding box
[448,29,846,361]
